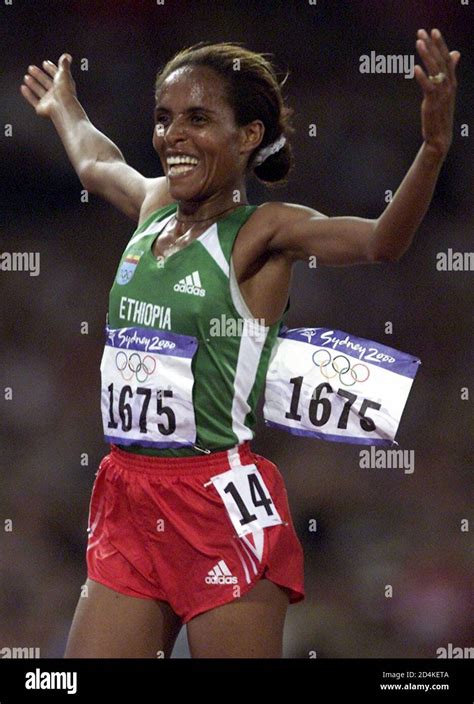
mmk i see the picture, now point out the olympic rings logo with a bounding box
[312,350,370,387]
[115,352,156,383]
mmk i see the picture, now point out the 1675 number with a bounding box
[107,383,176,435]
[285,377,381,431]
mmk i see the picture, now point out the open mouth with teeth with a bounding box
[166,155,199,177]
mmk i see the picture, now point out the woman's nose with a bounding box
[164,116,187,143]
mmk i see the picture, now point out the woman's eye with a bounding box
[191,114,207,124]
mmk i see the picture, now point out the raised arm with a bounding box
[266,29,460,266]
[20,54,170,222]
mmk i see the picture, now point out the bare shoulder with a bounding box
[137,176,176,227]
[257,201,327,225]
[244,201,327,242]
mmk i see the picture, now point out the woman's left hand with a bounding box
[415,28,460,160]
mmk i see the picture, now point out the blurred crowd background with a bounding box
[0,0,472,658]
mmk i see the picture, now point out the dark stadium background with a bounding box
[0,0,472,658]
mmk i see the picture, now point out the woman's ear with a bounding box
[240,120,265,158]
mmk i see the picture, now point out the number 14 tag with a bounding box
[208,464,283,538]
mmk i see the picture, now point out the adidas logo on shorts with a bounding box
[173,271,206,297]
[205,560,238,585]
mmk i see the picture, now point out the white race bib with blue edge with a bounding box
[263,327,420,446]
[100,325,198,448]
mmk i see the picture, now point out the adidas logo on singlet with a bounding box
[205,560,238,585]
[173,271,206,297]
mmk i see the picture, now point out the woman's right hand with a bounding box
[20,54,77,118]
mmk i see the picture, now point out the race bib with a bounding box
[100,325,198,448]
[208,465,283,538]
[263,327,420,446]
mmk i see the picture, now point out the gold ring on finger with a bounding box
[428,71,446,84]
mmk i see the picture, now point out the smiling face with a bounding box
[153,65,263,205]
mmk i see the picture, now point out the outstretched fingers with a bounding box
[42,60,58,79]
[415,28,459,91]
[20,83,39,109]
[414,64,435,94]
[431,31,454,79]
[24,64,52,96]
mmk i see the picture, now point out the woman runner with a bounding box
[21,33,459,658]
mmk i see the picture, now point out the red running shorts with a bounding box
[86,441,304,623]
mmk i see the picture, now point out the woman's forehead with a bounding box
[157,65,227,106]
